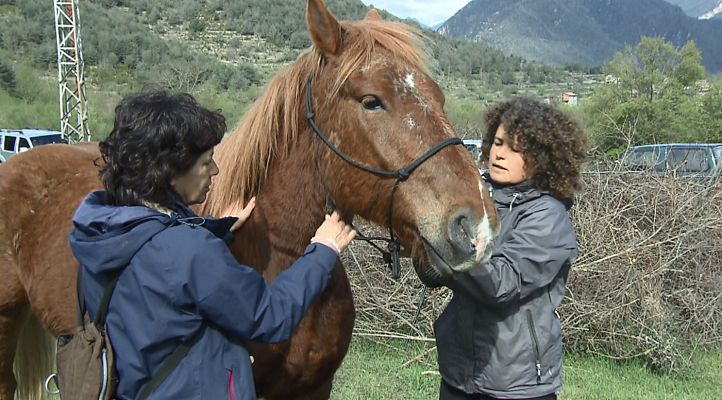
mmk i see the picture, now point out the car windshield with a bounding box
[623,147,665,170]
[30,134,64,146]
[667,148,710,174]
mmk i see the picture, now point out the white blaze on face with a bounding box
[404,113,417,129]
[474,180,494,262]
[404,73,415,90]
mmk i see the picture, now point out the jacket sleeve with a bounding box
[166,229,338,343]
[443,199,578,307]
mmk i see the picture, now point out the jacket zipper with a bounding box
[525,310,542,384]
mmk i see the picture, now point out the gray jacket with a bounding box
[435,179,578,399]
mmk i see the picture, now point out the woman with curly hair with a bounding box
[68,89,355,399]
[435,97,587,400]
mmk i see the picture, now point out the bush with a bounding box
[561,170,722,373]
[0,60,16,93]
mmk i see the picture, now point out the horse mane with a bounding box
[205,19,428,215]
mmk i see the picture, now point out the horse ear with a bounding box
[307,0,342,56]
[365,9,383,21]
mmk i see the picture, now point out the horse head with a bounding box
[304,0,499,285]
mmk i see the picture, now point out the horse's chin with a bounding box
[412,259,446,288]
[414,237,493,287]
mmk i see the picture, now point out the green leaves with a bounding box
[0,60,15,94]
[583,36,721,154]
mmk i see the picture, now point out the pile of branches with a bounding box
[342,171,722,373]
[562,171,722,373]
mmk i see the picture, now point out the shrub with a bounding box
[0,60,16,94]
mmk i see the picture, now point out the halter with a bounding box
[305,77,463,279]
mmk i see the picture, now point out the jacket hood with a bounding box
[69,191,173,275]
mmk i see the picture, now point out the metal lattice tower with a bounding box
[54,0,90,142]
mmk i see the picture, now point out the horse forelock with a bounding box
[206,19,427,215]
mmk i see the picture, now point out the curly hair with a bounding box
[481,97,588,199]
[99,89,226,208]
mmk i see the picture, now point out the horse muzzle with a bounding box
[415,208,497,286]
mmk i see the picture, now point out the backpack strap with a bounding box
[75,268,85,327]
[137,325,206,400]
[75,268,120,331]
[93,276,120,330]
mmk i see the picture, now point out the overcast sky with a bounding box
[360,0,472,27]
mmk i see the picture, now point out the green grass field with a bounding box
[331,338,722,400]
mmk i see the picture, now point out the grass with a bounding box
[331,338,722,399]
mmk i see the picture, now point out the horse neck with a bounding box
[230,132,326,280]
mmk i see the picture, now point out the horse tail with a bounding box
[13,309,55,400]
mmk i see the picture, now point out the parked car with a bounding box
[463,139,483,166]
[621,143,722,181]
[0,129,67,163]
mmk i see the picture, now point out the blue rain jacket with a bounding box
[68,191,337,400]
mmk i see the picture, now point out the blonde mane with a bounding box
[206,19,428,215]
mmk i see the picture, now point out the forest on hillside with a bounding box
[1,0,720,152]
[0,0,562,90]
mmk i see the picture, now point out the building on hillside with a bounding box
[605,74,620,85]
[696,79,712,93]
[560,91,578,106]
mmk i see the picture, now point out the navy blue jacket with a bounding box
[69,191,338,400]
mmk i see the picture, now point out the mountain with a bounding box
[438,0,722,72]
[663,0,722,19]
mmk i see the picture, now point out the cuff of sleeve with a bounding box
[303,243,339,271]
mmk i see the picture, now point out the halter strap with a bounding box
[306,76,463,279]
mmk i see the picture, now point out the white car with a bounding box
[0,129,67,163]
[462,138,483,172]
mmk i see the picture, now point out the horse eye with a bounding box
[360,95,384,111]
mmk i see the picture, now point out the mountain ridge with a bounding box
[663,0,722,19]
[439,0,722,72]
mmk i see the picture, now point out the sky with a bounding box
[360,0,472,27]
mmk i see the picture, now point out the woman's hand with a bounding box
[311,211,356,254]
[220,197,256,232]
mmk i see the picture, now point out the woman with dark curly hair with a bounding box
[68,89,355,399]
[435,97,587,400]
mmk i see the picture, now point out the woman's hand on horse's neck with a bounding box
[219,196,257,232]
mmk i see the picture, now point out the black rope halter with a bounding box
[305,77,463,279]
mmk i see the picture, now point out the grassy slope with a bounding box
[331,338,722,399]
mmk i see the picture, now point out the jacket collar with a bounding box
[482,172,574,210]
[483,172,544,206]
[167,198,238,241]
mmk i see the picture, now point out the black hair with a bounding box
[99,89,226,207]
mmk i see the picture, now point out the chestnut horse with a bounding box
[0,1,498,399]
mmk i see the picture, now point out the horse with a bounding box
[0,1,499,399]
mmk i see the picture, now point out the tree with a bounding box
[0,60,16,94]
[605,37,688,102]
[674,41,704,88]
[583,37,716,154]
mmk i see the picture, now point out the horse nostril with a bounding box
[449,211,476,256]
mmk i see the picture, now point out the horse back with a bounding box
[0,143,102,334]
